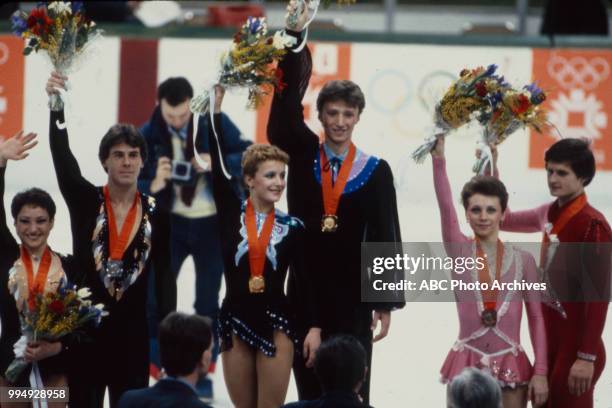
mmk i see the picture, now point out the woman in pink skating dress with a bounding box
[430,138,548,407]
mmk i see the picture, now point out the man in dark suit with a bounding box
[117,312,214,408]
[281,336,373,408]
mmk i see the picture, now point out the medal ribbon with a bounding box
[104,185,140,260]
[475,238,503,311]
[245,199,275,280]
[21,246,52,310]
[320,143,357,217]
[539,194,587,268]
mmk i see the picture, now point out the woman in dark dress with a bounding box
[208,85,320,408]
[0,132,76,407]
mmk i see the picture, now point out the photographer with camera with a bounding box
[138,76,250,401]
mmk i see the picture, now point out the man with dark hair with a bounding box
[495,138,611,408]
[99,123,149,164]
[117,312,214,408]
[138,76,250,399]
[281,336,372,408]
[267,5,404,403]
[45,72,176,408]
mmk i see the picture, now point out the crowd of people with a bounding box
[0,2,610,408]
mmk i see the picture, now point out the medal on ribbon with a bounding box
[476,238,503,327]
[245,199,275,293]
[21,246,53,311]
[104,185,140,297]
[320,143,356,233]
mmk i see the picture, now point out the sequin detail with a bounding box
[314,148,380,194]
[218,309,298,357]
[234,206,301,270]
[91,189,155,298]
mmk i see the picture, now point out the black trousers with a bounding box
[293,328,373,404]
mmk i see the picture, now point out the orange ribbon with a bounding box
[245,199,275,281]
[320,143,357,217]
[476,238,504,311]
[104,185,140,260]
[21,246,52,310]
[539,194,587,268]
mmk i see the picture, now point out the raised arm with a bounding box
[46,73,97,208]
[266,5,319,155]
[208,86,242,223]
[431,138,469,248]
[205,113,251,179]
[0,132,38,256]
[485,144,549,233]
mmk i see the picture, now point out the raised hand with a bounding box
[213,84,226,114]
[430,135,445,159]
[0,131,38,166]
[286,0,310,32]
[45,71,68,97]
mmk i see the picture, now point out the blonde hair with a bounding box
[241,144,289,178]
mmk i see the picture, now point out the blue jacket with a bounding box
[138,106,251,211]
[117,378,212,408]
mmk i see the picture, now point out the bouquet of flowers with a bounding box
[4,284,107,383]
[412,65,509,163]
[472,82,548,174]
[11,1,102,111]
[190,17,292,116]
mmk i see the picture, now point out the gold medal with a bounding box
[249,275,265,293]
[481,308,497,327]
[321,214,338,233]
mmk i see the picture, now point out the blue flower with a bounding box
[71,2,84,13]
[524,82,546,105]
[11,12,27,36]
[484,64,498,77]
[247,17,261,35]
[486,91,504,107]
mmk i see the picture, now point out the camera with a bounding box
[171,160,194,183]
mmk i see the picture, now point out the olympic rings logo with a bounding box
[0,42,9,66]
[547,55,610,90]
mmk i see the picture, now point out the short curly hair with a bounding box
[11,188,56,220]
[241,144,289,178]
[460,176,509,212]
[316,80,365,114]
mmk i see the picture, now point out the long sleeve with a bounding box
[0,166,21,374]
[366,160,405,311]
[0,166,19,256]
[501,204,549,233]
[522,252,548,376]
[577,219,611,357]
[208,113,242,224]
[267,36,319,155]
[290,225,320,328]
[137,121,156,195]
[432,157,469,252]
[493,164,549,233]
[48,109,98,210]
[212,113,251,180]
